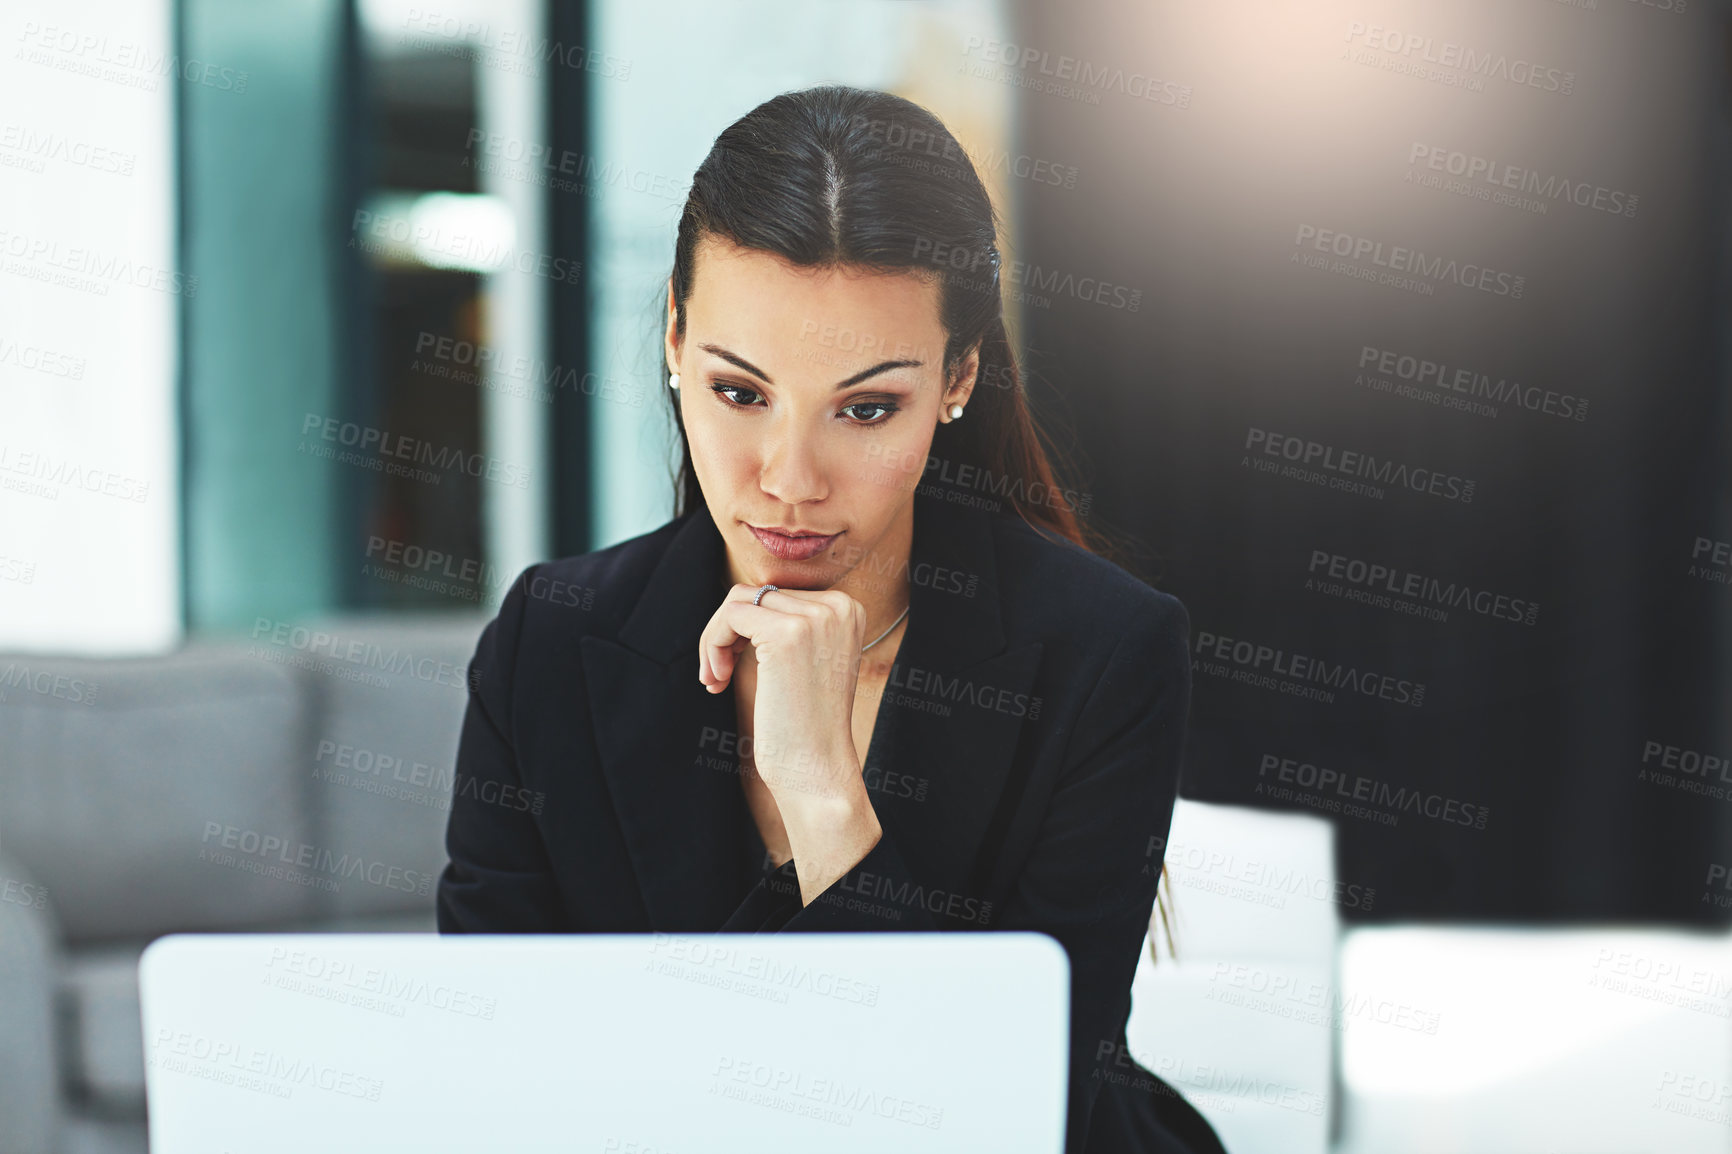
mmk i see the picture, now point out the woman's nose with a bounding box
[756,421,828,505]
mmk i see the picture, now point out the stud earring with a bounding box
[668,373,680,390]
[947,403,964,420]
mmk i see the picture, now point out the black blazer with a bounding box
[437,487,1221,1154]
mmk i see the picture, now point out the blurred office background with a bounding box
[2,0,1731,1151]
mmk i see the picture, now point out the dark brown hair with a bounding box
[663,84,1174,957]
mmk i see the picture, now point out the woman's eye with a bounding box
[709,383,763,407]
[842,401,897,425]
[708,383,895,425]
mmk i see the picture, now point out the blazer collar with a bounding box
[616,487,1008,670]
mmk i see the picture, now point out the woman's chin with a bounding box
[749,567,837,592]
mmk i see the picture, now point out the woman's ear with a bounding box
[945,342,981,410]
[663,278,681,378]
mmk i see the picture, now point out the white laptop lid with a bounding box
[140,931,1070,1153]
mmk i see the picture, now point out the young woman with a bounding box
[437,85,1224,1154]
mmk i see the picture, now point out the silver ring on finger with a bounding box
[752,583,778,606]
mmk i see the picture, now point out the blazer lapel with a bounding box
[865,494,1043,902]
[580,507,749,930]
[582,491,1043,929]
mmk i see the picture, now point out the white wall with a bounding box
[0,0,180,653]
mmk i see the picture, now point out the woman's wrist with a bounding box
[781,774,884,906]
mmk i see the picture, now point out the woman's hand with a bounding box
[698,584,883,903]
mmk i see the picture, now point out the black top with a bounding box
[731,801,799,931]
[436,486,1226,1154]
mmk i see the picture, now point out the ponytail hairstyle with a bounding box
[662,84,1174,960]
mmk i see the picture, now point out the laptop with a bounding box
[140,931,1070,1152]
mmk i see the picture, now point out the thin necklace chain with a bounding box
[861,604,910,652]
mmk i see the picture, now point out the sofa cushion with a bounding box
[0,644,316,945]
[0,852,58,1154]
[60,943,148,1113]
[292,613,484,921]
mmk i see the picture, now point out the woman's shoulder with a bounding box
[492,513,691,645]
[986,511,1190,657]
[459,515,694,724]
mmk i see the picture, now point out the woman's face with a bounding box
[666,233,976,592]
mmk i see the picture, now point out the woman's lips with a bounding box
[747,525,841,561]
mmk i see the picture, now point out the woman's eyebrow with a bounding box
[699,343,923,390]
[699,343,774,383]
[834,359,923,390]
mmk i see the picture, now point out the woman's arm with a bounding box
[721,817,941,932]
[985,595,1191,1154]
[725,594,1192,1154]
[698,584,901,905]
[436,564,569,933]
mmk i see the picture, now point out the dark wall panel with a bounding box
[1014,0,1732,921]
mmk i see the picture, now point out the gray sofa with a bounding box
[0,612,486,1154]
